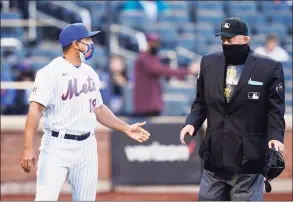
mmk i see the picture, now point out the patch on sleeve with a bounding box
[276,83,284,93]
[32,85,38,95]
[197,68,201,79]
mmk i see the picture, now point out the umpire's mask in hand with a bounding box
[262,147,285,193]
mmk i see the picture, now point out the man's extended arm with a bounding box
[95,104,150,142]
[140,55,195,78]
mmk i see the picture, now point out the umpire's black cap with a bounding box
[215,17,248,38]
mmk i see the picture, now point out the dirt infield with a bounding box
[1,192,292,201]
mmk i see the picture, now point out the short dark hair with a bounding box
[266,33,278,42]
[62,44,71,53]
[111,54,125,61]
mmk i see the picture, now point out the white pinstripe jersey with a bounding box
[29,57,103,135]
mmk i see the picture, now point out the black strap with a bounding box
[265,180,272,193]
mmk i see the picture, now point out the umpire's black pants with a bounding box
[198,169,264,201]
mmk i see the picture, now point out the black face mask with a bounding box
[222,43,250,65]
[150,46,159,55]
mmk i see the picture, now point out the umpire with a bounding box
[180,17,286,201]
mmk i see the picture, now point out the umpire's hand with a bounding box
[180,125,195,144]
[268,140,285,153]
[21,148,37,173]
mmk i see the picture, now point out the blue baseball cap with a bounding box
[59,23,100,48]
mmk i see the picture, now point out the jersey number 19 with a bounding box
[89,98,97,113]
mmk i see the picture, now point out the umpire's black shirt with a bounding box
[185,50,285,174]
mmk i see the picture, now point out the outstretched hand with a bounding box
[125,121,151,143]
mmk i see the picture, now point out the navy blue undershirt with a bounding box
[63,56,80,68]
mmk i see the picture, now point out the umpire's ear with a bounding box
[244,35,250,44]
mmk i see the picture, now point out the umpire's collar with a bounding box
[217,49,257,61]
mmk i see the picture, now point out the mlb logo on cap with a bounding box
[223,23,230,28]
[215,17,248,38]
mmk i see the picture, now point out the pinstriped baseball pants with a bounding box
[35,133,98,201]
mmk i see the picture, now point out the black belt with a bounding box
[51,130,91,141]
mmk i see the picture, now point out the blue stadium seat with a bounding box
[109,1,125,12]
[285,44,292,58]
[192,35,209,55]
[162,94,190,116]
[1,63,12,79]
[37,41,61,50]
[207,44,222,54]
[285,79,292,91]
[165,1,189,11]
[90,11,105,29]
[98,71,111,106]
[1,44,25,62]
[31,48,61,60]
[228,1,257,13]
[119,10,150,31]
[178,22,197,35]
[250,34,266,49]
[285,95,292,107]
[95,46,108,69]
[283,36,292,45]
[285,105,292,114]
[207,35,221,45]
[195,1,223,10]
[1,12,24,41]
[251,34,266,44]
[270,12,292,30]
[196,10,224,28]
[26,56,51,71]
[282,61,292,71]
[125,59,135,82]
[37,2,64,21]
[176,54,193,67]
[122,83,133,115]
[1,27,24,41]
[75,1,92,9]
[0,11,22,19]
[158,10,189,25]
[32,41,62,59]
[75,1,107,13]
[1,63,16,108]
[76,1,107,28]
[254,24,287,39]
[194,22,215,40]
[177,34,198,53]
[165,86,196,101]
[283,68,292,81]
[154,23,178,50]
[250,42,265,51]
[229,11,266,32]
[260,1,291,12]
